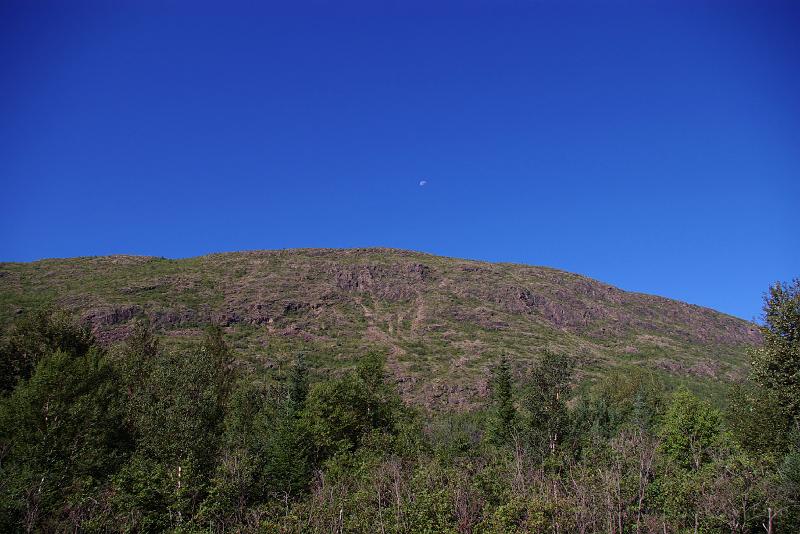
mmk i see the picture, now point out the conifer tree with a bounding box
[287,353,309,413]
[202,325,234,403]
[487,354,516,444]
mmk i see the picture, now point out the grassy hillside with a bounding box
[0,248,759,408]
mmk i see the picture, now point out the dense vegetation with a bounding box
[0,280,797,533]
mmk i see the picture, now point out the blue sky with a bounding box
[1,1,798,320]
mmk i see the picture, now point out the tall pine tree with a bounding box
[487,355,516,445]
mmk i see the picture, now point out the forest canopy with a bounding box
[0,280,798,533]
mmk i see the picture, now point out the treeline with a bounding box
[0,280,798,533]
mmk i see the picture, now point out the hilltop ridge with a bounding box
[0,248,759,408]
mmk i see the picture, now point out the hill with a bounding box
[0,248,759,408]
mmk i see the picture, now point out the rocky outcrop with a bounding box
[82,305,143,328]
[330,262,431,300]
[493,285,602,328]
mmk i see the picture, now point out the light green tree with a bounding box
[750,279,800,431]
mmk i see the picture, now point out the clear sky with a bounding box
[1,1,798,320]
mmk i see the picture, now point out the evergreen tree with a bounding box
[261,355,312,497]
[287,352,309,413]
[257,403,311,498]
[487,355,516,445]
[356,352,401,429]
[202,325,235,404]
[115,319,159,400]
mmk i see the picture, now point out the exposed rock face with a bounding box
[331,262,429,300]
[82,305,142,328]
[507,287,589,327]
[0,247,760,409]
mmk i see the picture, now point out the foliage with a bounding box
[486,355,516,445]
[0,309,94,393]
[751,279,800,431]
[0,339,128,531]
[304,353,403,461]
[0,284,797,532]
[521,351,575,461]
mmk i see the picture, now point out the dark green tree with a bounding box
[201,325,235,409]
[258,355,312,498]
[201,355,314,526]
[111,326,229,529]
[287,353,309,414]
[114,319,158,401]
[0,346,129,531]
[487,355,516,445]
[257,404,311,499]
[304,353,401,461]
[356,352,401,430]
[727,383,791,457]
[0,309,94,393]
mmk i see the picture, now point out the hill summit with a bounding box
[0,248,758,408]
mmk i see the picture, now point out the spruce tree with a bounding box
[487,355,516,444]
[202,325,234,403]
[287,353,309,413]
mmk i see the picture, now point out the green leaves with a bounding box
[0,289,797,532]
[0,341,128,531]
[522,351,575,460]
[750,279,800,431]
[0,309,95,393]
[658,388,723,471]
[303,353,403,462]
